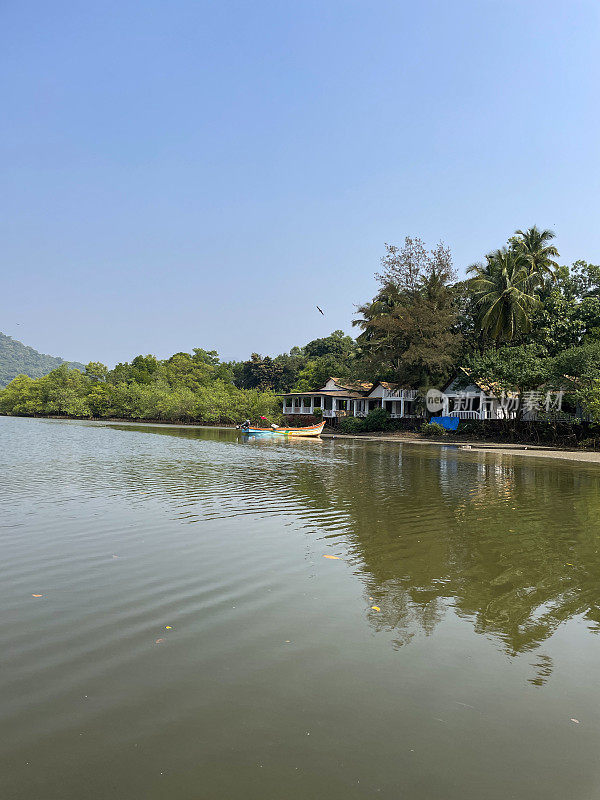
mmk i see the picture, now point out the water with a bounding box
[2,416,600,799]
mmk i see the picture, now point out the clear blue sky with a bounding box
[2,0,599,366]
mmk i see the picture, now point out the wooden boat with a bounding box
[243,421,326,437]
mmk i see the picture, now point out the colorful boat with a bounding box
[243,421,326,437]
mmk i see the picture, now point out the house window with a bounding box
[313,397,321,408]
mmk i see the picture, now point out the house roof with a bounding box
[279,377,418,398]
[278,390,366,399]
[330,378,374,392]
[443,367,517,396]
[278,377,374,398]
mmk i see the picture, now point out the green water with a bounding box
[2,416,600,799]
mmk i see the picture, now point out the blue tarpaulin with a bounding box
[431,416,460,431]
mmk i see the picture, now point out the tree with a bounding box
[573,380,600,422]
[0,349,282,424]
[0,374,36,414]
[551,341,600,389]
[520,261,600,355]
[304,330,356,359]
[87,383,113,417]
[191,348,220,366]
[466,344,550,420]
[85,362,108,382]
[109,355,159,385]
[237,354,284,392]
[294,354,351,391]
[467,248,541,342]
[512,226,559,279]
[354,238,461,386]
[453,279,487,358]
[272,351,305,390]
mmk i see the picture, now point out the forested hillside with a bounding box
[0,332,85,387]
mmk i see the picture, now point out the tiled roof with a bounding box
[448,367,518,397]
[330,378,373,392]
[278,390,366,399]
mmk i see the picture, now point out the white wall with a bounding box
[367,383,386,399]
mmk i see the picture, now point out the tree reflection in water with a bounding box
[287,440,600,669]
[103,425,600,680]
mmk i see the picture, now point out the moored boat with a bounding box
[243,421,326,437]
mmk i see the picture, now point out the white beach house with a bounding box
[280,371,573,424]
[279,378,420,422]
[440,369,520,420]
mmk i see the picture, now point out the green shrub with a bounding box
[421,421,448,437]
[338,416,365,433]
[362,407,390,432]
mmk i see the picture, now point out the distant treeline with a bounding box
[0,350,281,424]
[0,332,361,424]
[3,226,600,426]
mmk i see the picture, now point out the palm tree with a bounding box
[468,248,541,342]
[512,226,559,281]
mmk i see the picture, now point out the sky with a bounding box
[1,0,599,366]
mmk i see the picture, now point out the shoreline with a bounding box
[4,414,600,465]
[321,431,600,464]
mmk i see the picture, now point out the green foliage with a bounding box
[0,332,85,388]
[467,247,542,342]
[0,364,90,416]
[354,238,462,387]
[337,408,392,433]
[511,226,559,278]
[0,349,281,425]
[271,353,304,389]
[421,421,447,437]
[361,407,390,432]
[550,342,600,401]
[574,380,600,423]
[304,330,356,359]
[293,354,351,391]
[338,416,365,434]
[110,354,159,385]
[85,362,108,382]
[236,353,284,391]
[466,344,550,394]
[232,331,359,393]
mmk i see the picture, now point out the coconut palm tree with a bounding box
[468,248,541,342]
[512,226,559,281]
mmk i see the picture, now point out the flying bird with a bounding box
[316,305,324,315]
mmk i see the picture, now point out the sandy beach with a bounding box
[321,431,600,464]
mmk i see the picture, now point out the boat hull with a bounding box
[244,421,326,437]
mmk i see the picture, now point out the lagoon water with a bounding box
[2,416,600,799]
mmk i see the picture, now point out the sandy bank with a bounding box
[321,432,600,464]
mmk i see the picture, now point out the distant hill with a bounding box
[0,332,85,387]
